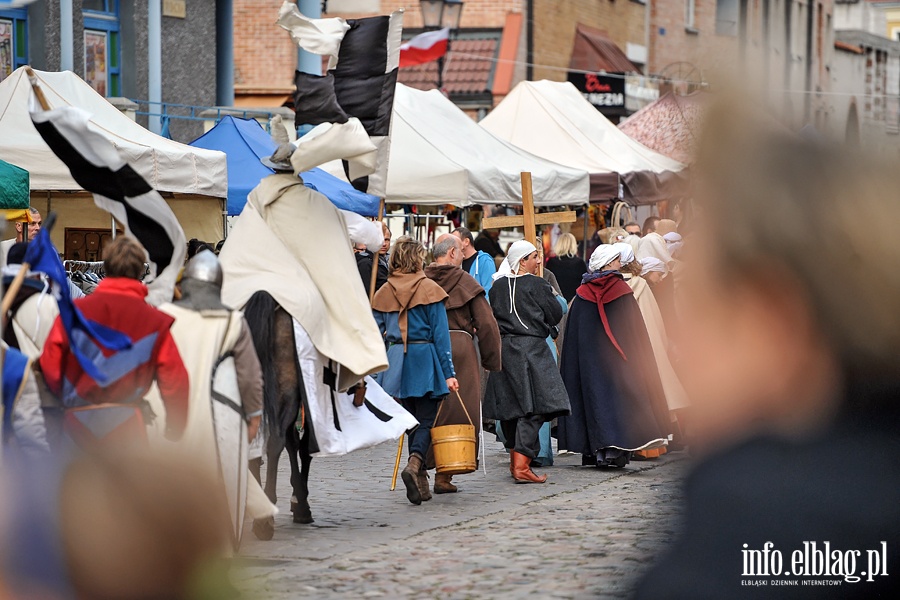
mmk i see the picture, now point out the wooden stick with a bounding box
[368,198,386,305]
[390,433,404,491]
[24,67,51,111]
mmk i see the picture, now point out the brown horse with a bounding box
[243,291,314,532]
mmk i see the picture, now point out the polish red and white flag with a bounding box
[399,28,450,68]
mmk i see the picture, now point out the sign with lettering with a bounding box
[567,72,626,113]
[163,0,186,19]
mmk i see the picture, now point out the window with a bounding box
[0,6,27,84]
[716,0,739,36]
[686,0,697,29]
[83,0,121,96]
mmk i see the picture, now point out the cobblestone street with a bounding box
[235,436,687,599]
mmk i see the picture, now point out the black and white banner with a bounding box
[30,105,186,305]
[281,1,402,198]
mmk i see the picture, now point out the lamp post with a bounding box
[419,0,464,90]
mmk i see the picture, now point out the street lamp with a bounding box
[419,0,464,90]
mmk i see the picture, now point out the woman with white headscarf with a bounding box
[616,244,689,457]
[483,240,571,483]
[558,245,671,468]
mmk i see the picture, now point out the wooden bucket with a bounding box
[431,391,477,475]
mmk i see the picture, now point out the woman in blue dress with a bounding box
[373,237,459,505]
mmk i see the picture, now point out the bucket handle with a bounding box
[435,390,474,428]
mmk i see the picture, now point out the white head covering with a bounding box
[493,240,537,281]
[663,232,683,246]
[613,242,635,266]
[588,244,621,273]
[492,239,539,330]
[640,257,668,276]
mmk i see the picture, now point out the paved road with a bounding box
[235,435,686,599]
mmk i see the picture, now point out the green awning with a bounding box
[0,159,30,210]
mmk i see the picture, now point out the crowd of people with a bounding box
[5,105,900,597]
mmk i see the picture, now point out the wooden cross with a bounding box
[481,172,577,270]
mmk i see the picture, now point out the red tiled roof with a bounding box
[398,35,499,96]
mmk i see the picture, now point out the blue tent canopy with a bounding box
[189,116,380,217]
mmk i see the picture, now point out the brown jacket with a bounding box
[424,264,502,372]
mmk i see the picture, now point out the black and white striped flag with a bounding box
[30,105,186,305]
[281,1,402,198]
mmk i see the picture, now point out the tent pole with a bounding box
[111,217,116,240]
[582,202,589,263]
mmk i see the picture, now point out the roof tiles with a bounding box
[398,36,499,96]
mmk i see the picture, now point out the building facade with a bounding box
[0,1,228,141]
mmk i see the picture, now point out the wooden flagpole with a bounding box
[368,198,386,304]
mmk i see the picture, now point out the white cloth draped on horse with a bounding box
[293,322,418,456]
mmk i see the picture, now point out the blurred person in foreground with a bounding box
[0,450,233,599]
[635,104,900,597]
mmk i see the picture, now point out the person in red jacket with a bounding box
[39,236,189,440]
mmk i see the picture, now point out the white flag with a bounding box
[276,1,350,59]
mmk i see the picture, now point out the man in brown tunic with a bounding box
[424,234,502,493]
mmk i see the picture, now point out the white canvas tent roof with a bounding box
[480,80,687,204]
[323,83,590,207]
[0,67,227,197]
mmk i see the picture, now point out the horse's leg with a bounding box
[263,433,282,505]
[296,424,314,524]
[285,424,312,523]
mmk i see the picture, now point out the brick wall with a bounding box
[532,0,648,82]
[334,0,524,28]
[234,0,298,94]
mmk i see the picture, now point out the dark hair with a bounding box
[187,239,214,259]
[104,236,146,280]
[6,242,28,266]
[642,216,660,235]
[453,227,474,245]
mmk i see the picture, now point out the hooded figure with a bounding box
[558,244,671,468]
[372,237,458,506]
[150,250,276,544]
[424,234,502,494]
[483,240,570,483]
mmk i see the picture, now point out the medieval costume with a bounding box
[39,276,190,448]
[221,174,412,459]
[484,241,570,483]
[150,251,274,545]
[546,253,587,302]
[424,262,501,493]
[2,243,59,360]
[559,245,670,468]
[373,267,455,505]
[355,249,388,294]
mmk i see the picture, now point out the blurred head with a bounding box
[389,236,427,275]
[642,216,660,236]
[625,222,641,236]
[452,227,476,258]
[104,236,146,280]
[677,99,900,451]
[553,233,578,258]
[656,219,677,237]
[380,222,391,255]
[14,208,41,242]
[432,234,463,267]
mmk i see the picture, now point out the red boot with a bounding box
[511,450,547,484]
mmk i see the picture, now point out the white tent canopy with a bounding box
[480,80,687,204]
[0,67,226,197]
[322,83,590,207]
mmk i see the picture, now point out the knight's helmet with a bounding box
[178,249,226,310]
[182,249,223,286]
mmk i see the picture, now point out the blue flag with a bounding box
[22,228,132,383]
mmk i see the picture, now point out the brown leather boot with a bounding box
[434,472,458,494]
[417,467,433,501]
[511,450,547,484]
[400,453,424,505]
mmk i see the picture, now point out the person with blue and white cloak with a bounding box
[483,240,570,483]
[372,237,459,506]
